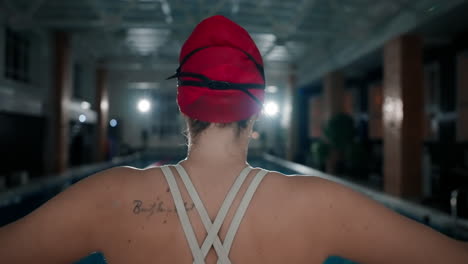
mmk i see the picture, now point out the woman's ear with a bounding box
[246,114,259,132]
[251,113,260,123]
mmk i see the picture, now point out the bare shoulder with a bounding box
[0,165,166,263]
[77,165,154,187]
[258,171,345,224]
[261,170,344,204]
[263,171,468,263]
[71,165,166,198]
[254,171,354,248]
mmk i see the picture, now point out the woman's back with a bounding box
[86,164,330,264]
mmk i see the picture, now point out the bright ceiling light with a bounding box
[126,28,170,55]
[264,101,279,117]
[81,101,91,110]
[266,85,278,93]
[231,0,240,14]
[137,99,151,113]
[109,119,118,127]
[129,82,159,90]
[79,114,87,123]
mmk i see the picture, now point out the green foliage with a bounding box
[323,113,355,151]
[308,113,370,176]
[345,141,369,174]
[309,113,361,172]
[310,140,330,168]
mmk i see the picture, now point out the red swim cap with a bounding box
[169,15,265,123]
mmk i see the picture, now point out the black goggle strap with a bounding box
[176,72,264,106]
[239,49,265,81]
[167,45,265,81]
[166,46,265,106]
[166,46,211,79]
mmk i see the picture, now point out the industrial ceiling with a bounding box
[1,0,467,86]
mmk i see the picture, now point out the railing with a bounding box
[451,189,459,225]
[451,188,468,230]
[0,153,144,207]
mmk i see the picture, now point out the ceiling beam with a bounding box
[26,0,46,17]
[2,0,45,28]
[207,0,228,17]
[1,0,17,15]
[173,0,197,26]
[85,0,107,21]
[33,17,333,36]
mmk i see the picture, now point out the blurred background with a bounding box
[1,0,468,262]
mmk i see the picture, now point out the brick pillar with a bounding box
[423,64,440,141]
[51,32,72,173]
[323,71,344,121]
[95,68,109,162]
[457,53,468,142]
[343,89,354,116]
[369,85,383,139]
[383,35,424,198]
[286,65,299,161]
[308,96,323,138]
[322,71,345,173]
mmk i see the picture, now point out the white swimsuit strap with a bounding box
[161,166,204,264]
[162,165,268,264]
[223,169,268,253]
[175,164,252,264]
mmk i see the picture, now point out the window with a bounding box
[4,28,30,83]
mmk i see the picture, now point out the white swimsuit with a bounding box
[161,164,268,264]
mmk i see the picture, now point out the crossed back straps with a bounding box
[161,164,268,264]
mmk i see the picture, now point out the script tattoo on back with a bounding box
[132,200,195,218]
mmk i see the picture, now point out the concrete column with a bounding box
[95,68,109,162]
[323,71,345,121]
[286,65,300,161]
[383,35,424,198]
[457,53,468,142]
[51,32,72,173]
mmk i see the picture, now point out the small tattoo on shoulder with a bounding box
[132,199,195,218]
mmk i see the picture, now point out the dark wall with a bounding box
[69,121,95,167]
[0,112,45,177]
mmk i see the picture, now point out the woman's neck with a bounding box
[184,126,250,168]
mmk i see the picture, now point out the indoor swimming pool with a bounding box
[0,153,466,264]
